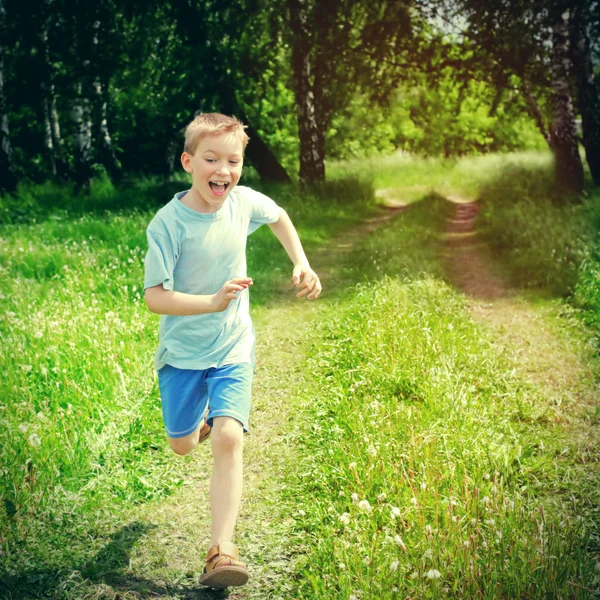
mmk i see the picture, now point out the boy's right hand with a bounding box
[211,278,253,312]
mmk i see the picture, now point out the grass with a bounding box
[1,151,599,598]
[328,151,555,204]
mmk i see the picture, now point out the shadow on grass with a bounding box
[0,522,229,599]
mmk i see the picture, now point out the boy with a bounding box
[143,113,321,588]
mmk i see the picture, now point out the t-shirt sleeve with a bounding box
[144,227,177,291]
[240,186,281,235]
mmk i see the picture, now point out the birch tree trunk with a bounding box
[570,0,600,185]
[70,81,93,190]
[288,0,325,185]
[93,78,120,181]
[550,8,584,195]
[40,19,68,179]
[0,0,16,192]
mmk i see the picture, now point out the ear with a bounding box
[181,152,193,173]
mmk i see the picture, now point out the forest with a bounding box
[0,0,598,195]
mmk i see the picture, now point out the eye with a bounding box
[205,158,216,163]
[229,161,240,165]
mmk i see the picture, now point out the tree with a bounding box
[0,0,16,192]
[287,0,413,185]
[549,5,583,193]
[570,0,600,185]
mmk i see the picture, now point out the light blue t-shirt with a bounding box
[143,185,281,371]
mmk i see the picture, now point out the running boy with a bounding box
[143,113,321,588]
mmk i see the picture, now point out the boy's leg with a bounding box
[158,365,211,456]
[209,416,244,545]
[167,415,210,456]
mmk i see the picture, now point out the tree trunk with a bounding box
[570,1,600,185]
[243,119,292,184]
[70,81,93,190]
[288,0,325,185]
[0,0,16,193]
[93,78,120,181]
[550,8,584,195]
[39,21,68,179]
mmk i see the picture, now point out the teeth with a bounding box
[210,181,228,185]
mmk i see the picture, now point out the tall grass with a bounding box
[291,276,599,598]
[0,175,376,589]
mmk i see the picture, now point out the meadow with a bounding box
[1,152,599,598]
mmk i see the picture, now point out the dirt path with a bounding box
[441,198,599,443]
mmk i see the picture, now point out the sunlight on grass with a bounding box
[329,150,554,203]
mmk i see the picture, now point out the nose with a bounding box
[216,163,230,176]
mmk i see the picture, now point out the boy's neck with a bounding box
[180,187,222,214]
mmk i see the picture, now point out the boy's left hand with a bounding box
[292,265,322,299]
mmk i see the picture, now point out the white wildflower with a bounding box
[34,331,43,339]
[390,560,399,572]
[410,497,418,506]
[367,445,377,457]
[339,563,346,570]
[463,540,470,548]
[18,423,28,433]
[349,462,357,470]
[358,500,372,512]
[20,365,32,373]
[425,524,433,534]
[351,493,359,504]
[420,482,427,490]
[338,490,345,497]
[363,555,371,565]
[28,433,41,448]
[298,509,305,516]
[425,569,441,579]
[339,513,350,525]
[378,492,386,502]
[391,506,401,518]
[394,535,407,551]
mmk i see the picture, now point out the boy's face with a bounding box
[181,133,244,213]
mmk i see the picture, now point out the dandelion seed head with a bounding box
[339,513,350,525]
[391,506,401,518]
[363,555,371,565]
[28,433,41,448]
[339,563,346,570]
[420,482,427,490]
[378,492,386,502]
[425,569,441,579]
[390,560,399,572]
[349,462,357,470]
[358,500,372,512]
[425,524,433,534]
[410,497,418,506]
[18,423,28,433]
[351,492,359,504]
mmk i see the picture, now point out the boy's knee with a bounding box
[211,417,243,455]
[168,436,196,456]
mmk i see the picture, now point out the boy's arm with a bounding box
[268,208,322,299]
[144,278,253,315]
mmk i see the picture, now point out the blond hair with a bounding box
[183,113,249,155]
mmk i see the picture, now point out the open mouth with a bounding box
[209,181,230,196]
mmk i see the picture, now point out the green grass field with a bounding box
[1,152,599,598]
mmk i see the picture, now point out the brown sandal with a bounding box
[198,408,211,444]
[198,541,249,588]
[198,419,211,444]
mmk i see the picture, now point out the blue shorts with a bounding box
[157,363,254,438]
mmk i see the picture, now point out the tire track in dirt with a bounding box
[441,199,508,300]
